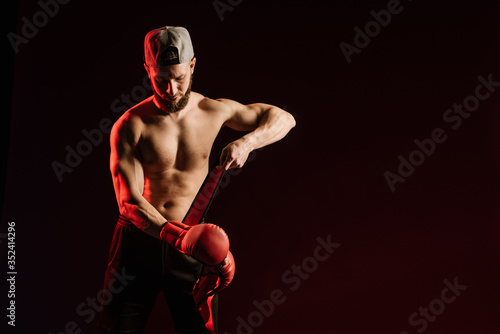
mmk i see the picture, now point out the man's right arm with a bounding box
[110,115,166,238]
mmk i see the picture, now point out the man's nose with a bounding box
[166,81,178,96]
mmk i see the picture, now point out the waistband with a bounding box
[117,214,137,227]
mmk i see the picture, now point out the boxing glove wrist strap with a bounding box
[159,220,171,237]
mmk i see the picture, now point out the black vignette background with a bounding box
[3,0,500,333]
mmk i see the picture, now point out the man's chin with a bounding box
[154,93,190,113]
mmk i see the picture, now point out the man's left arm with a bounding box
[216,99,296,170]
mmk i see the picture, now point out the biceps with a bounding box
[225,104,268,131]
[111,151,144,204]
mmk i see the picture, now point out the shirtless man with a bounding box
[99,26,295,334]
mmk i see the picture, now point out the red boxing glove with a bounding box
[193,251,235,305]
[159,220,229,266]
[193,251,236,334]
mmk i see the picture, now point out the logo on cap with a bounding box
[160,47,180,65]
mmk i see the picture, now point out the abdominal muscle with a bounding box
[142,166,209,223]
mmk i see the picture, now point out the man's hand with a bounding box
[159,220,230,265]
[217,140,252,171]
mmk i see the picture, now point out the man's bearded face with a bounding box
[153,74,192,113]
[147,61,195,113]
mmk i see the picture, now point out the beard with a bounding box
[153,75,193,113]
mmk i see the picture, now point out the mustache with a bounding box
[154,87,191,112]
[152,75,193,112]
[161,93,182,100]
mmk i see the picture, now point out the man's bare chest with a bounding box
[137,117,220,170]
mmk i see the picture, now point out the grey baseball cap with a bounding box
[144,26,194,67]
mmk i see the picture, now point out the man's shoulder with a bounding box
[195,93,241,114]
[117,97,156,123]
[112,98,153,135]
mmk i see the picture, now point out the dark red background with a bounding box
[3,0,500,333]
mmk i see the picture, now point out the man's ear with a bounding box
[190,57,197,74]
[144,63,150,78]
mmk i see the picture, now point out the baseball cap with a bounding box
[144,26,194,67]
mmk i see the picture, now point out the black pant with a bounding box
[99,216,217,333]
